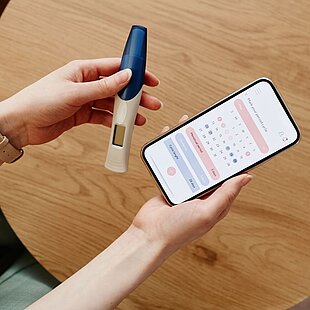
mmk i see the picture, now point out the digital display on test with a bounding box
[113,125,126,147]
[142,79,299,205]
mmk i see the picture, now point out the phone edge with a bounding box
[140,77,301,205]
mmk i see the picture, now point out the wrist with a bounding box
[125,225,170,262]
[0,98,28,149]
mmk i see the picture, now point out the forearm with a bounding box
[28,226,169,310]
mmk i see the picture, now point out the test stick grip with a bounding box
[104,25,146,173]
[105,90,142,172]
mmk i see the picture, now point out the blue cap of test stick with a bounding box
[118,25,147,101]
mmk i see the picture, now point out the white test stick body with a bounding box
[105,90,142,172]
[104,25,147,173]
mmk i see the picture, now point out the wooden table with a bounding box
[0,0,309,309]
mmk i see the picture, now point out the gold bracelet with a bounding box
[0,133,24,164]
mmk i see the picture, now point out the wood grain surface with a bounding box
[0,0,309,309]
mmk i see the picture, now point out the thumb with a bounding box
[199,174,252,219]
[77,68,132,102]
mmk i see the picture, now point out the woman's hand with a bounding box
[0,58,161,149]
[132,174,251,253]
[29,116,252,310]
[131,115,252,254]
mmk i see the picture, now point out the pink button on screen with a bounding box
[167,166,176,176]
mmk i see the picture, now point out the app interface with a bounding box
[144,80,298,204]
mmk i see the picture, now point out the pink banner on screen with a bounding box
[234,99,269,153]
[186,127,220,180]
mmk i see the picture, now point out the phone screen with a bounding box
[142,78,300,205]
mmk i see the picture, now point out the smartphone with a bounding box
[141,78,300,205]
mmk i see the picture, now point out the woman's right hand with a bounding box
[0,58,161,149]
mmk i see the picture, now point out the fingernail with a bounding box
[116,68,132,84]
[180,114,189,122]
[241,175,253,186]
[159,101,164,109]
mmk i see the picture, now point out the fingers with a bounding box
[140,91,162,110]
[93,97,115,112]
[93,91,162,112]
[161,114,189,134]
[197,174,252,220]
[87,109,146,127]
[144,70,160,87]
[161,126,170,134]
[87,110,113,127]
[76,69,132,103]
[67,58,121,82]
[98,66,159,87]
[67,58,160,107]
[91,93,156,126]
[178,114,189,123]
[135,114,146,126]
[67,58,160,86]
